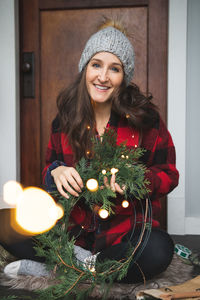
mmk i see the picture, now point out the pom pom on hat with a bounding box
[78,21,134,85]
[97,18,128,35]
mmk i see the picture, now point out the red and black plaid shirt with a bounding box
[43,111,179,253]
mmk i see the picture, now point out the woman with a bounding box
[4,21,179,283]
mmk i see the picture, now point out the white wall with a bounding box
[168,0,200,234]
[0,0,20,208]
[167,0,187,234]
[185,0,200,229]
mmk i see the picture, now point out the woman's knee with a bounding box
[123,229,174,283]
[137,228,174,274]
[148,228,174,263]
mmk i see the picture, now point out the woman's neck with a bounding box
[93,101,112,136]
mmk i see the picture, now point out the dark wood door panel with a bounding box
[20,0,168,229]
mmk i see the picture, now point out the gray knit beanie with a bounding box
[78,26,134,85]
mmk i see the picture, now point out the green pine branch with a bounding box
[33,128,151,299]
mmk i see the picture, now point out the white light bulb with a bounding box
[86,179,98,192]
[110,168,119,175]
[98,208,109,219]
[122,200,129,208]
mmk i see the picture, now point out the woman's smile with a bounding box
[94,84,110,91]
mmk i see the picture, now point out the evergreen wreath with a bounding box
[34,129,152,300]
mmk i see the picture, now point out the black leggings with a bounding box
[98,228,174,283]
[0,209,174,283]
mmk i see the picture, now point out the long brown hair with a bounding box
[57,68,158,162]
[112,82,158,129]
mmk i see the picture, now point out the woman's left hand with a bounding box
[103,174,125,195]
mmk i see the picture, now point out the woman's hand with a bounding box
[51,166,83,199]
[103,174,125,195]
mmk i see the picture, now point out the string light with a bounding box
[3,181,23,205]
[87,125,91,130]
[121,200,129,208]
[3,181,64,235]
[98,208,109,219]
[49,203,64,220]
[15,187,64,234]
[126,155,129,159]
[121,154,125,158]
[126,114,130,119]
[93,205,109,219]
[102,169,107,175]
[86,178,99,192]
[110,168,119,175]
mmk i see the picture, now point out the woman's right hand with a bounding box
[51,166,83,199]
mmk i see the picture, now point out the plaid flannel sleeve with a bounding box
[43,160,67,192]
[42,118,66,191]
[143,117,179,201]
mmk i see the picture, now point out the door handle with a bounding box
[22,52,35,98]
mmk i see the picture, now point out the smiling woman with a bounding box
[3,18,179,286]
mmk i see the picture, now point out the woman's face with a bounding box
[86,52,124,104]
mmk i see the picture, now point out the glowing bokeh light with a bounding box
[110,168,119,175]
[3,181,23,205]
[98,208,109,219]
[49,203,64,221]
[15,187,64,234]
[121,200,129,208]
[86,178,99,192]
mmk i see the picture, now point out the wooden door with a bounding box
[19,0,168,229]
